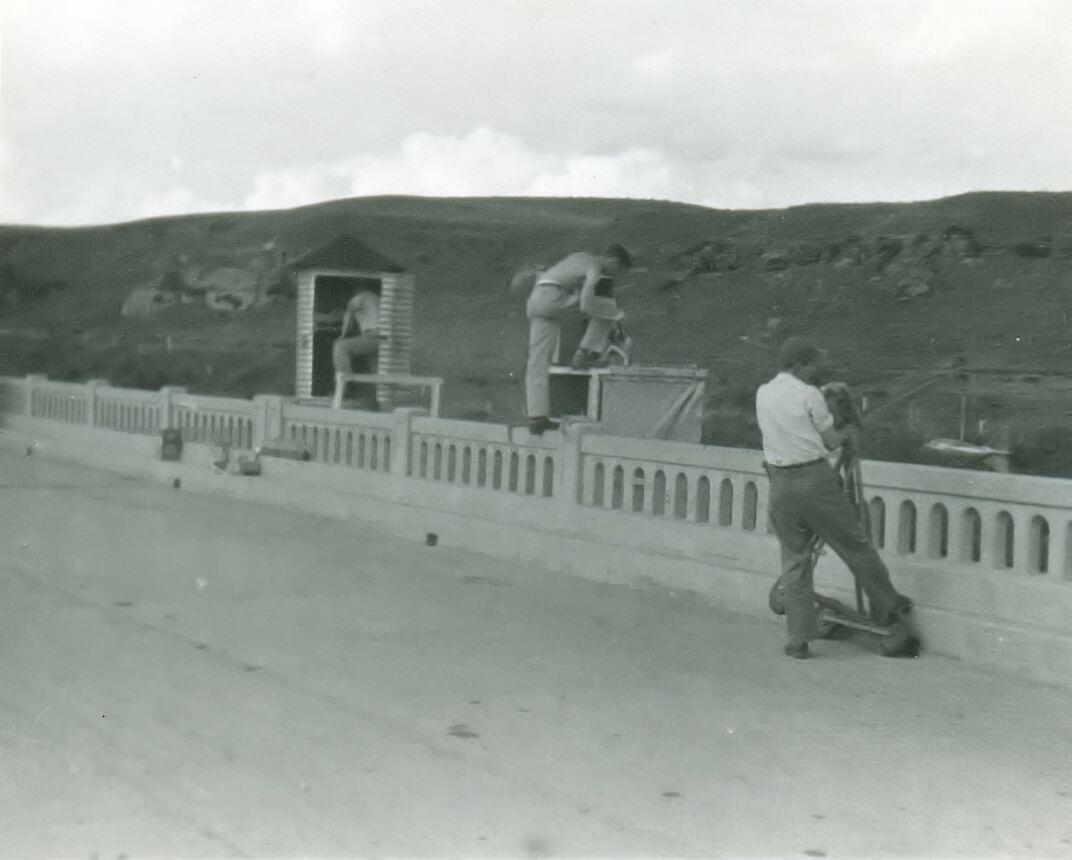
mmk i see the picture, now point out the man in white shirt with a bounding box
[756,337,913,659]
[524,244,631,435]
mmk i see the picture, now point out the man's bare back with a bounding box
[538,252,601,294]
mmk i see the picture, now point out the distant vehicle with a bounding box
[924,438,1011,472]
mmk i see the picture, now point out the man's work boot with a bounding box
[878,621,919,657]
[570,349,603,369]
[527,416,560,436]
[875,595,919,657]
[893,595,914,616]
[783,642,809,660]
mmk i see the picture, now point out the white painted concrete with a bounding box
[6,409,1072,689]
[2,450,1072,856]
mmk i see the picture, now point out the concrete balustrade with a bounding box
[94,384,162,435]
[171,392,254,448]
[27,376,90,425]
[580,435,766,534]
[281,401,394,470]
[4,372,1072,686]
[408,415,557,499]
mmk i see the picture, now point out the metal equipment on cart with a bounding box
[548,364,708,443]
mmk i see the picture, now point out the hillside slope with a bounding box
[3,192,1072,466]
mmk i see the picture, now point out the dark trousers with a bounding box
[333,332,380,373]
[767,460,908,646]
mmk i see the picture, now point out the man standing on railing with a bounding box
[524,244,632,435]
[756,336,914,659]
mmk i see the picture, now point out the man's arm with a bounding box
[819,423,855,452]
[577,263,603,315]
[339,302,356,338]
[806,387,852,452]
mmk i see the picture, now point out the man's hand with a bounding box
[840,425,860,456]
[821,381,859,430]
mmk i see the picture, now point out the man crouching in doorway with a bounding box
[332,286,381,404]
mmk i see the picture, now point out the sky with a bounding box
[1,0,1071,226]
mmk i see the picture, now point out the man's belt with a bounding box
[767,457,826,470]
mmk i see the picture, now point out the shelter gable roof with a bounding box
[290,235,405,273]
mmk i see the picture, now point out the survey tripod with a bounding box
[766,383,919,657]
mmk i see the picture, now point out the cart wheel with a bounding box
[878,621,919,657]
[768,579,786,616]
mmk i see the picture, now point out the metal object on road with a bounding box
[161,428,183,461]
[258,444,311,462]
[237,455,262,476]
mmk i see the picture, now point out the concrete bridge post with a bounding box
[158,386,186,431]
[558,421,601,507]
[83,379,107,428]
[391,407,428,478]
[1048,518,1069,580]
[252,395,287,448]
[24,374,47,418]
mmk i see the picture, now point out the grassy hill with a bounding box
[3,192,1072,472]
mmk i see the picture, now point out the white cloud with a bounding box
[239,129,542,211]
[528,149,677,200]
[247,160,366,211]
[350,128,549,197]
[4,0,181,69]
[3,1,1072,225]
[239,130,684,209]
[239,129,765,211]
[21,185,213,227]
[888,1,1040,66]
[129,187,223,222]
[305,0,355,56]
[0,134,37,224]
[632,50,675,79]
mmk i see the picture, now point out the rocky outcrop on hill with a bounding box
[196,266,260,311]
[120,284,177,317]
[1009,233,1072,259]
[664,224,989,300]
[120,243,286,316]
[0,263,66,310]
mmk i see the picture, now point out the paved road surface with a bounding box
[1,450,1070,857]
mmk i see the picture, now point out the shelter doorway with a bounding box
[311,275,382,398]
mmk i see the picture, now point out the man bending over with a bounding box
[524,243,632,434]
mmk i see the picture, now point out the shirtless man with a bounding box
[332,288,382,408]
[524,244,632,434]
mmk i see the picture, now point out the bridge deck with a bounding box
[1,450,1069,857]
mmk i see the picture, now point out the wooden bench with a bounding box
[332,372,444,416]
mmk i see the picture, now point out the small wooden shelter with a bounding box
[290,236,415,404]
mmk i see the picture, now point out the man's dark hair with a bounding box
[777,336,820,370]
[604,243,632,269]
